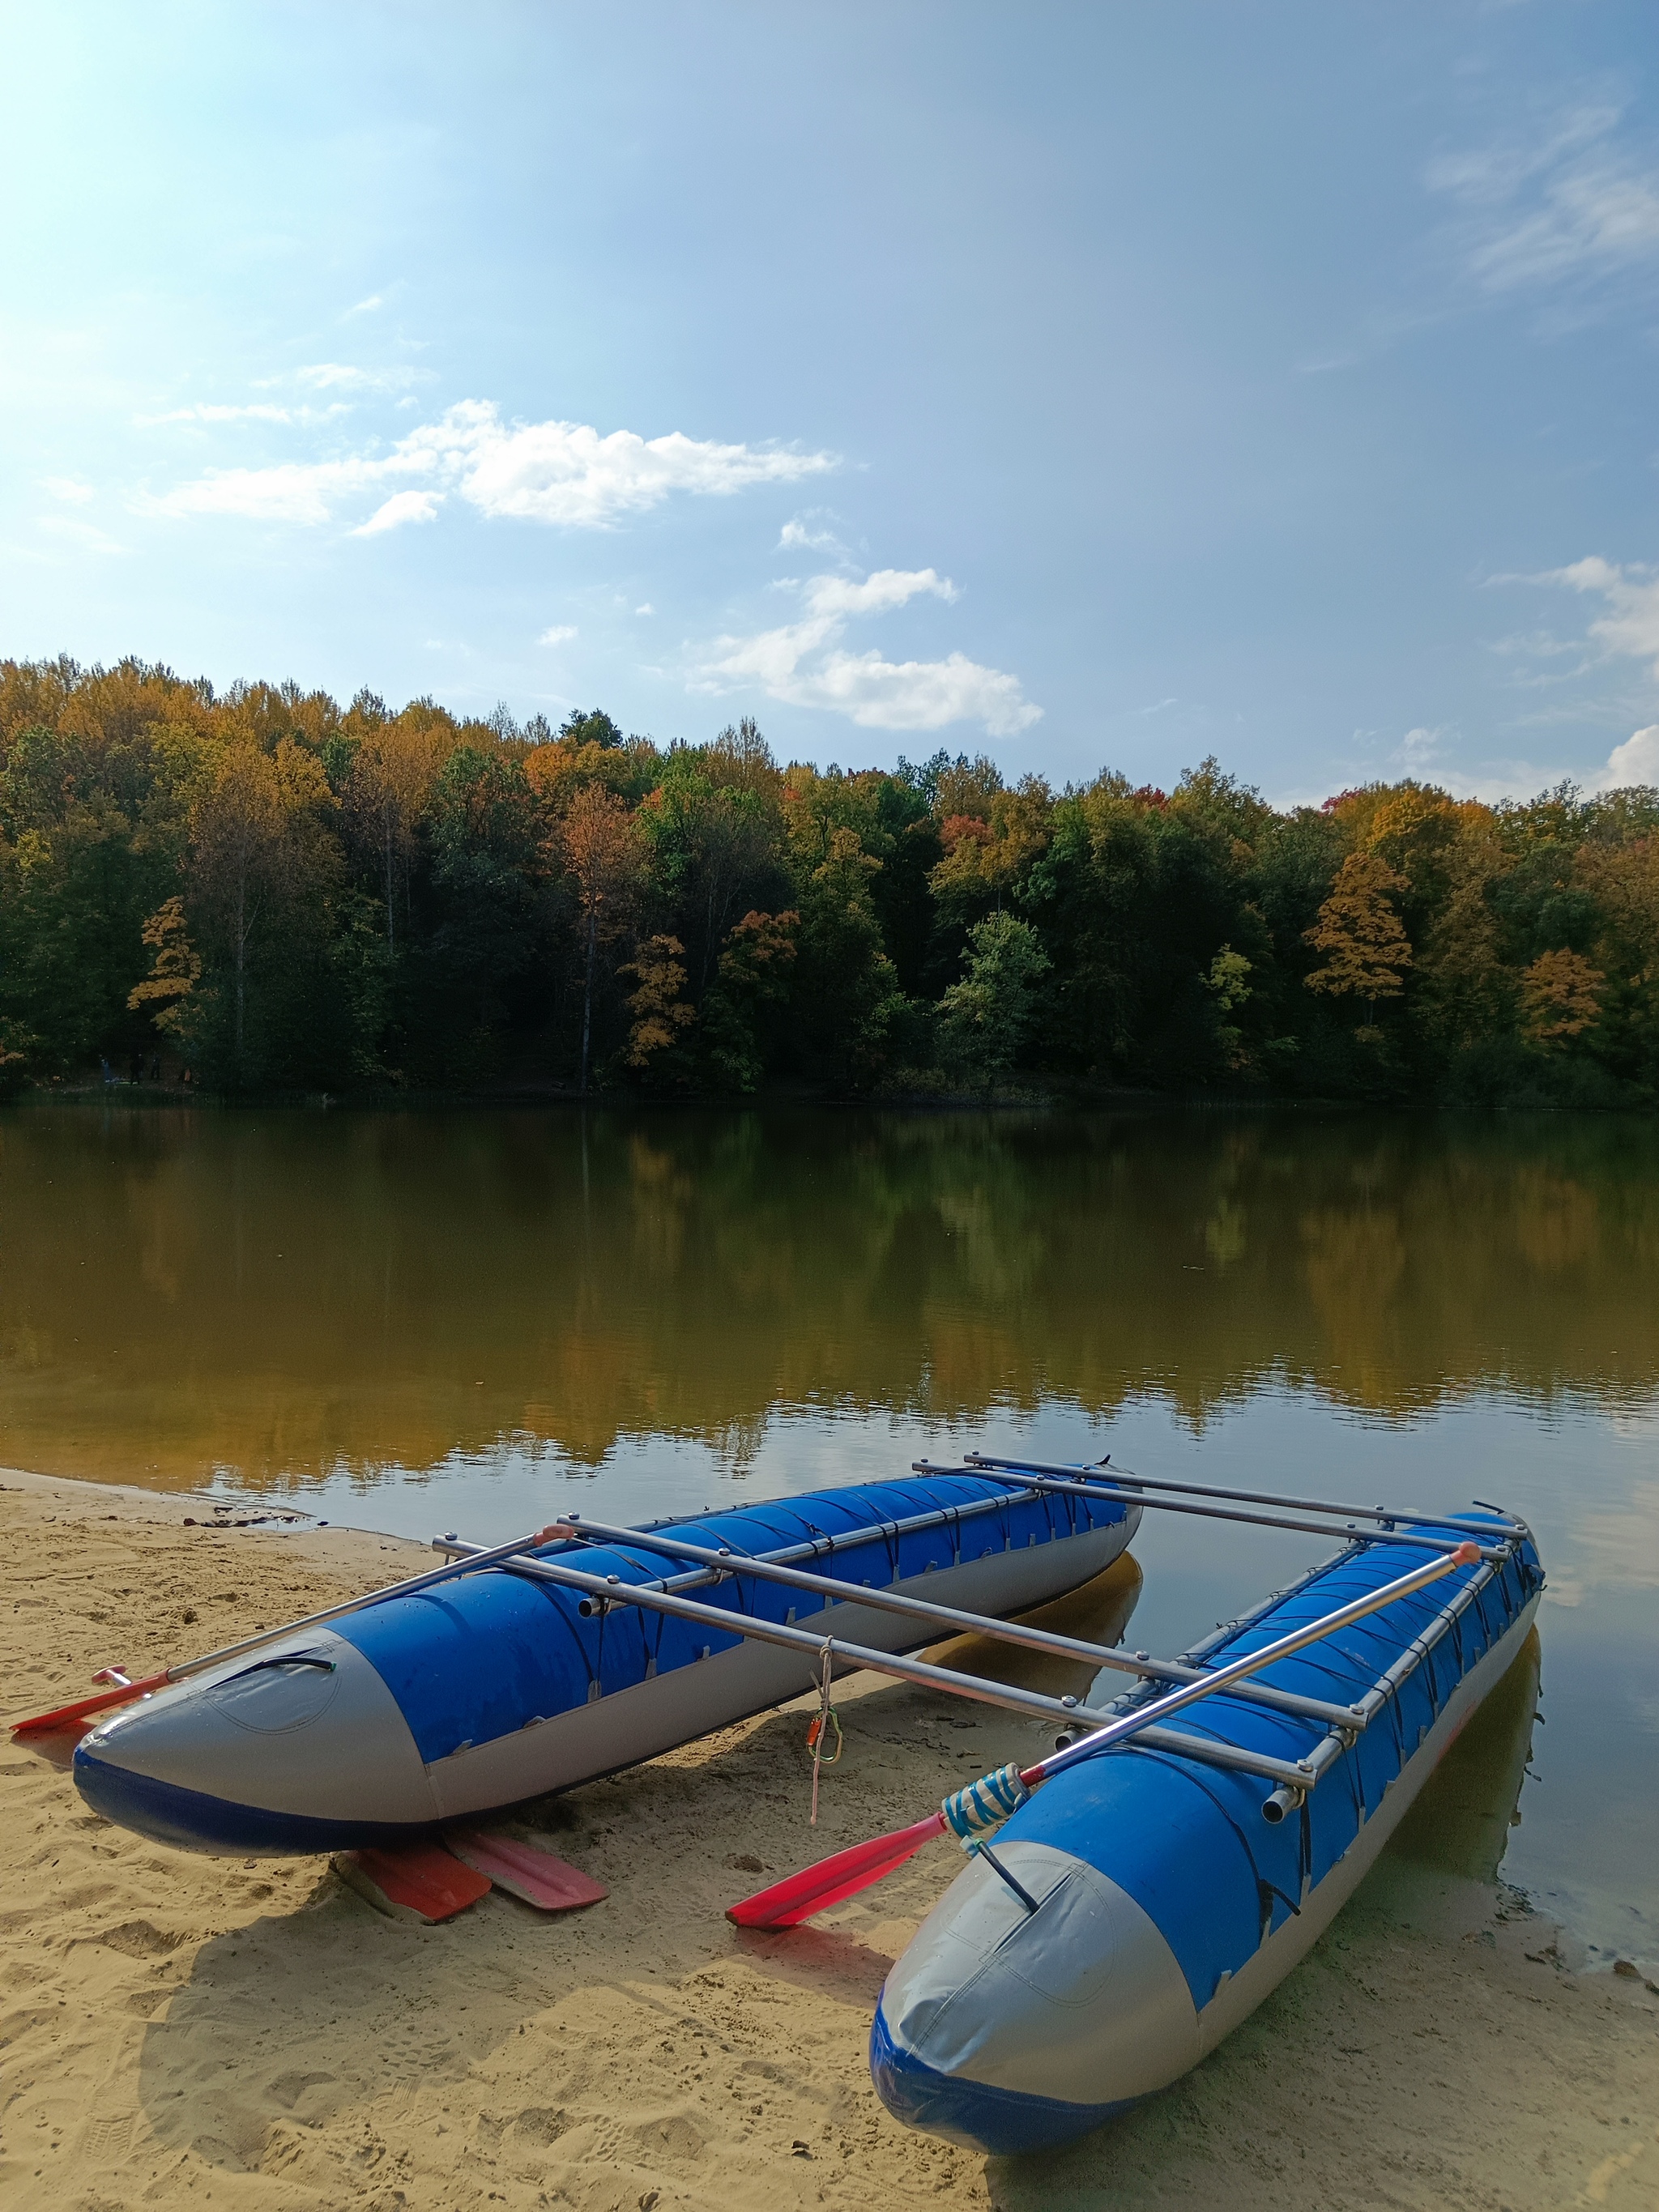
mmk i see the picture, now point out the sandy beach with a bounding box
[2,1468,1656,2212]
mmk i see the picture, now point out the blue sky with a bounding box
[2,2,1657,803]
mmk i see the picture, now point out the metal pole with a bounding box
[582,1485,1074,1600]
[917,1460,1511,1562]
[441,1540,1316,1789]
[503,1513,1364,1731]
[1033,1542,1478,1790]
[959,1451,1523,1541]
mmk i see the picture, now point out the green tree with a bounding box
[937,910,1051,1093]
[701,909,799,1092]
[794,827,906,1090]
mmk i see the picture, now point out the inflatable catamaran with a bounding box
[24,1447,1538,2158]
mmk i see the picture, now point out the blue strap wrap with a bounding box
[941,1762,1029,1854]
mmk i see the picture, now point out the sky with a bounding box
[2,1,1657,806]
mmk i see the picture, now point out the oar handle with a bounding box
[10,1670,173,1737]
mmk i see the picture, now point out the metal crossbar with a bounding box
[959,1451,1525,1541]
[429,1537,1317,1789]
[501,1511,1367,1730]
[916,1460,1512,1562]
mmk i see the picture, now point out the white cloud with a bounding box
[454,416,834,526]
[804,567,957,620]
[537,624,578,647]
[352,489,442,536]
[1542,556,1659,672]
[1428,104,1659,296]
[788,649,1038,734]
[144,399,836,534]
[1587,723,1659,792]
[294,362,425,392]
[139,401,351,427]
[1329,718,1659,806]
[148,458,367,524]
[1394,725,1444,768]
[778,509,846,552]
[41,475,94,504]
[634,603,653,616]
[694,565,1040,737]
[37,514,124,555]
[344,293,386,317]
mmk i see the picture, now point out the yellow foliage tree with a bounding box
[1520,949,1603,1048]
[557,784,644,1092]
[126,895,201,1036]
[1304,852,1412,1021]
[624,935,697,1071]
[346,715,451,952]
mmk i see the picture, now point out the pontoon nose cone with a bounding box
[72,1631,437,1855]
[869,1841,1201,2155]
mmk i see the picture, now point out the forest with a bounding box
[2,654,1657,1107]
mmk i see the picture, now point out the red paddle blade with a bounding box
[10,1669,171,1737]
[444,1829,608,1912]
[334,1842,492,1924]
[727,1809,947,1929]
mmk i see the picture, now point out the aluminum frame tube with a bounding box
[513,1511,1367,1733]
[918,1460,1511,1562]
[433,1541,1316,1790]
[960,1452,1525,1542]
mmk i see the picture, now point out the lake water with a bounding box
[4,1102,1654,1970]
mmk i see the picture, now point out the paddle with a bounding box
[8,1522,565,1737]
[728,1540,1480,1929]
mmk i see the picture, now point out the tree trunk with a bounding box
[579,906,596,1094]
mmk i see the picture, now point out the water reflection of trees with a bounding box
[2,1106,1657,1489]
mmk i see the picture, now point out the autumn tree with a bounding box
[186,738,339,1080]
[1304,852,1413,1022]
[557,783,643,1093]
[345,714,450,951]
[623,934,697,1080]
[188,745,283,1068]
[791,825,907,1089]
[1204,944,1253,1069]
[126,895,202,1037]
[1520,950,1603,1049]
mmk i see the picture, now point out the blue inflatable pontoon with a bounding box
[869,1504,1542,2154]
[74,1470,1137,1855]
